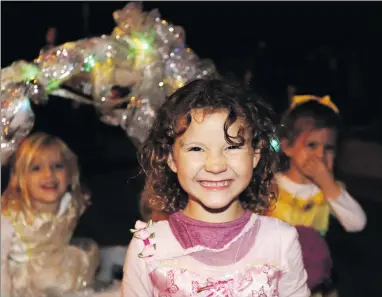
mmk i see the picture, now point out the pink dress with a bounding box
[122,213,310,297]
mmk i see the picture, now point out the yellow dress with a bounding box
[268,188,330,235]
[1,193,99,297]
[267,175,331,235]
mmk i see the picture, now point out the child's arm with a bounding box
[326,186,367,232]
[1,215,14,297]
[301,158,367,232]
[121,237,153,297]
[278,223,310,297]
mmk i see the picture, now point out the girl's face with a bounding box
[167,109,261,222]
[283,127,337,179]
[25,145,69,211]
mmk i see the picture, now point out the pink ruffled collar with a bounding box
[168,210,252,249]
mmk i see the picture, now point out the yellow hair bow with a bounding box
[291,95,339,114]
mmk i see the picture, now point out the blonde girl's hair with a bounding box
[1,132,89,223]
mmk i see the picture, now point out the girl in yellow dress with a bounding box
[1,132,99,297]
[268,95,367,293]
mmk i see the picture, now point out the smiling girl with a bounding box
[122,79,310,297]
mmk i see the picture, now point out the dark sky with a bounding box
[2,1,381,66]
[1,2,380,62]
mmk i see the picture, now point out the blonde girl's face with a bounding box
[25,145,69,209]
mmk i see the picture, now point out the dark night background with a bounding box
[2,2,382,296]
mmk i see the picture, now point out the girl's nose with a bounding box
[204,153,227,174]
[316,146,325,159]
[42,166,54,178]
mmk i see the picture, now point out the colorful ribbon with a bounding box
[291,95,339,114]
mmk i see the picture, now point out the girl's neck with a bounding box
[182,199,246,223]
[284,167,313,185]
[31,200,60,214]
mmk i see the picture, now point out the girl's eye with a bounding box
[226,145,242,150]
[30,165,41,172]
[54,163,65,169]
[306,142,318,150]
[187,147,203,152]
[325,145,336,152]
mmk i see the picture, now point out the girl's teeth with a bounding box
[199,181,231,187]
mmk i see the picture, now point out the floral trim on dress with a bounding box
[130,220,156,258]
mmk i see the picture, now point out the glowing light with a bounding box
[270,137,280,152]
[82,55,96,72]
[141,42,149,50]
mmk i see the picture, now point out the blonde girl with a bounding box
[1,132,99,297]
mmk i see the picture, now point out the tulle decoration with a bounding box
[1,83,36,166]
[1,2,217,164]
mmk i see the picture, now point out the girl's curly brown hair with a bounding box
[139,79,278,215]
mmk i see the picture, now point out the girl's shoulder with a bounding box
[256,215,301,266]
[257,214,298,238]
[1,214,15,237]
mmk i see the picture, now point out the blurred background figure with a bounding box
[40,27,57,53]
